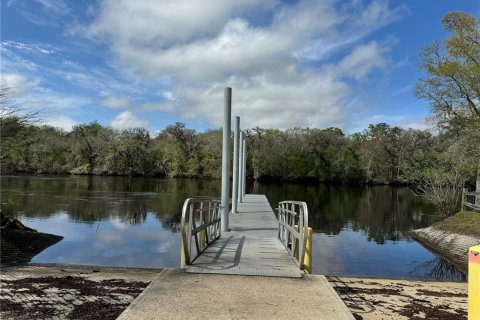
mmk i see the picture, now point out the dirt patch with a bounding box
[0,265,159,320]
[67,301,128,320]
[417,288,467,298]
[328,276,467,320]
[398,300,467,320]
[3,276,146,296]
[336,286,401,296]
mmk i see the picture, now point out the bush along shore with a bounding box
[411,211,480,275]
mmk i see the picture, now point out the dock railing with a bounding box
[277,201,309,270]
[462,188,480,212]
[180,197,222,266]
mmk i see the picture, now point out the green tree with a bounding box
[415,11,480,206]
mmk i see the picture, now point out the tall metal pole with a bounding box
[242,135,247,197]
[238,131,243,203]
[221,87,232,232]
[232,116,240,214]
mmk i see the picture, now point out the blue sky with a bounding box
[1,0,479,133]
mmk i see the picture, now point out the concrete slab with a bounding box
[117,269,355,320]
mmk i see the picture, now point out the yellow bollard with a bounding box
[302,227,313,274]
[180,238,186,268]
[180,224,187,268]
[469,245,480,320]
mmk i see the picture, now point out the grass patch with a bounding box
[434,211,480,237]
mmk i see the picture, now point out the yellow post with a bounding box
[180,224,187,268]
[469,245,480,320]
[302,227,313,274]
[180,238,186,268]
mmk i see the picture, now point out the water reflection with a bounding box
[1,175,221,230]
[410,257,465,281]
[1,175,459,280]
[253,183,435,243]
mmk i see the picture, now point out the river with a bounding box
[0,175,463,280]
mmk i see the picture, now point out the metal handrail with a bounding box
[181,197,222,265]
[277,201,309,269]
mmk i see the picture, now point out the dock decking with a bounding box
[186,194,303,278]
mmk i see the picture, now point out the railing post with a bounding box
[232,117,240,214]
[241,134,247,197]
[238,131,243,203]
[462,188,467,212]
[221,87,232,232]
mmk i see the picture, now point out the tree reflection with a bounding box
[1,175,436,242]
[0,175,220,230]
[255,182,437,244]
[410,257,465,281]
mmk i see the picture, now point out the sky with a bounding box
[1,0,479,134]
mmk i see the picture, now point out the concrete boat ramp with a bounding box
[118,195,354,320]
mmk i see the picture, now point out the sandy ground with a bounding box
[328,276,467,320]
[0,264,160,320]
[0,264,469,320]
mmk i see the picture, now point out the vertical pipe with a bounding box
[242,135,247,197]
[232,117,240,214]
[238,131,244,203]
[221,87,232,232]
[469,245,480,319]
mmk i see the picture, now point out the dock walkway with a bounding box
[186,194,302,278]
[118,194,355,320]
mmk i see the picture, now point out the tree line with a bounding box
[0,117,476,185]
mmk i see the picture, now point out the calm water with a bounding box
[0,175,463,280]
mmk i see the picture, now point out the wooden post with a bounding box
[462,188,467,212]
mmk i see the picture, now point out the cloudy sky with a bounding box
[1,0,479,133]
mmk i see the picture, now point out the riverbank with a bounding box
[329,276,467,320]
[0,264,159,320]
[411,211,480,274]
[1,264,468,320]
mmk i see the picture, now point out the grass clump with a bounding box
[434,211,480,238]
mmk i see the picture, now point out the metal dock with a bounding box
[118,194,355,320]
[186,194,303,278]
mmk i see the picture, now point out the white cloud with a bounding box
[110,111,148,130]
[338,41,388,80]
[18,87,91,111]
[1,73,91,125]
[398,118,433,132]
[81,0,406,129]
[100,96,130,109]
[1,73,40,96]
[87,0,274,47]
[34,0,69,15]
[141,102,174,112]
[43,115,78,131]
[2,40,58,55]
